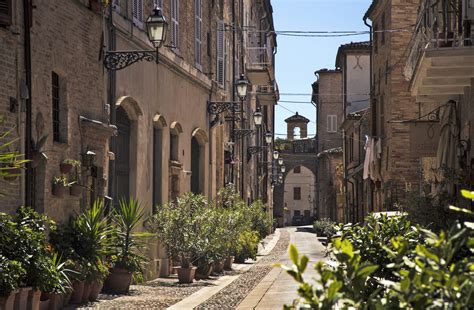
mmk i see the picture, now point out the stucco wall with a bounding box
[283,166,315,225]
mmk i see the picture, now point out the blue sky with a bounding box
[272,0,370,138]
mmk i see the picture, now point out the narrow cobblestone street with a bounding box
[70,227,324,310]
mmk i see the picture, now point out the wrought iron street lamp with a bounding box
[278,158,284,166]
[265,132,273,144]
[281,165,286,173]
[235,74,249,100]
[253,110,263,126]
[104,6,168,70]
[146,7,168,48]
[273,151,279,160]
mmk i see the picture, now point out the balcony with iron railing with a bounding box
[246,40,275,86]
[404,0,474,102]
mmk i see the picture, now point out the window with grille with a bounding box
[373,23,378,53]
[132,0,143,28]
[52,72,60,142]
[294,166,301,174]
[171,0,179,49]
[0,0,12,26]
[195,0,202,68]
[294,187,301,200]
[216,20,225,87]
[327,115,337,133]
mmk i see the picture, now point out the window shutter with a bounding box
[0,0,12,26]
[132,0,143,27]
[171,0,179,49]
[195,0,202,67]
[217,20,225,87]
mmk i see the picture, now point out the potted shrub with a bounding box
[40,254,73,310]
[60,159,79,175]
[1,158,22,181]
[103,198,148,294]
[52,176,70,197]
[0,258,25,310]
[148,194,208,283]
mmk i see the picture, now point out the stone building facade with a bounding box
[364,0,422,211]
[272,113,317,227]
[0,0,114,221]
[313,69,344,221]
[0,0,278,279]
[335,41,371,223]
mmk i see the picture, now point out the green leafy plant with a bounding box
[110,198,148,276]
[53,176,71,187]
[62,159,80,167]
[280,191,474,309]
[0,256,25,296]
[313,218,336,238]
[234,230,260,263]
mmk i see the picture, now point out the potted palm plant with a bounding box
[60,159,78,174]
[103,198,148,294]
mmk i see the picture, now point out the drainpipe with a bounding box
[23,0,33,208]
[363,15,373,213]
[107,3,117,206]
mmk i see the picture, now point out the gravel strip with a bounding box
[194,229,290,310]
[71,276,216,310]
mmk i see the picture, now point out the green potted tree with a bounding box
[103,198,148,294]
[60,159,80,175]
[149,194,209,283]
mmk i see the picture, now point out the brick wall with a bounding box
[369,0,421,210]
[0,1,25,213]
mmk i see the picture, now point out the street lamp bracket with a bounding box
[104,50,158,71]
[207,101,239,115]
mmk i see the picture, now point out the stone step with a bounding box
[430,56,474,67]
[426,67,474,78]
[418,85,467,96]
[416,94,460,103]
[422,77,472,86]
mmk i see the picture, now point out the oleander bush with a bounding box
[313,218,337,238]
[281,191,474,309]
[148,188,272,273]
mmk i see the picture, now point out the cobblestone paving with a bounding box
[194,229,291,310]
[73,276,216,309]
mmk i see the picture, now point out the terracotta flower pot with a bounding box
[224,256,234,270]
[89,281,103,301]
[70,184,82,197]
[3,167,21,181]
[39,298,49,310]
[27,289,41,310]
[177,267,196,284]
[62,292,71,308]
[213,260,225,274]
[40,292,63,310]
[195,263,213,280]
[59,163,73,174]
[52,184,67,198]
[81,282,92,303]
[103,268,132,295]
[69,281,84,304]
[14,287,31,310]
[30,152,42,169]
[0,289,18,310]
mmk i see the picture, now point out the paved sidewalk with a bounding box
[168,229,282,310]
[237,226,326,309]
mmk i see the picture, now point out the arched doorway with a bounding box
[191,137,201,194]
[115,107,131,205]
